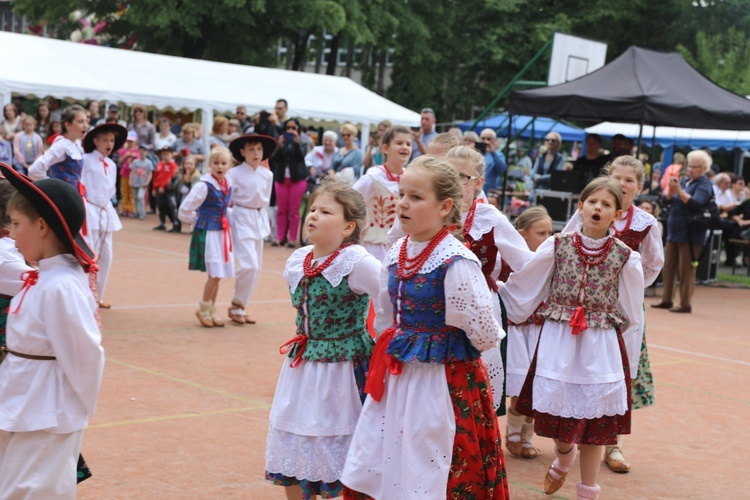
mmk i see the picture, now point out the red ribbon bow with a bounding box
[100,156,109,175]
[279,334,308,368]
[364,326,403,402]
[78,181,88,236]
[570,305,588,335]
[13,270,39,314]
[221,216,232,263]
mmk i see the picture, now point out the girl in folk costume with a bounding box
[342,156,509,500]
[504,206,553,459]
[265,181,381,500]
[28,105,89,192]
[499,178,644,500]
[0,179,31,346]
[80,123,128,309]
[226,134,277,325]
[352,125,412,260]
[563,155,663,473]
[178,147,234,328]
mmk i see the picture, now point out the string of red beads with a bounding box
[573,232,614,267]
[303,243,352,277]
[397,226,449,280]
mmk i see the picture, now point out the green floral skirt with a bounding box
[631,325,655,410]
[188,229,207,272]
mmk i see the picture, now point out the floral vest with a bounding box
[386,257,480,364]
[287,275,373,363]
[466,230,498,292]
[362,178,397,245]
[538,233,631,330]
[195,181,231,231]
[49,156,82,189]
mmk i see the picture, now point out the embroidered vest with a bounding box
[617,226,652,252]
[49,156,82,189]
[386,257,480,363]
[466,230,499,291]
[194,181,231,231]
[538,233,630,330]
[362,178,397,245]
[288,275,373,363]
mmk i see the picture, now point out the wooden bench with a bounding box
[729,239,750,276]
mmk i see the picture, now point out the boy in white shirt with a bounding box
[226,134,276,324]
[81,123,127,308]
[0,164,105,498]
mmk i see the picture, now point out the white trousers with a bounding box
[232,237,263,308]
[0,429,83,500]
[88,228,113,301]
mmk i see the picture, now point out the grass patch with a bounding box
[717,273,750,287]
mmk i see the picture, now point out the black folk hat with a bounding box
[229,134,277,163]
[0,163,96,269]
[82,123,128,154]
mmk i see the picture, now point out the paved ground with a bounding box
[76,216,750,499]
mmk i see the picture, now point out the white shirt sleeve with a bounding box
[640,225,664,287]
[497,235,556,323]
[0,260,30,296]
[493,215,534,272]
[347,253,383,298]
[178,181,208,226]
[45,281,105,416]
[617,251,645,377]
[444,258,502,352]
[386,217,405,249]
[562,209,581,233]
[352,173,375,201]
[28,140,67,180]
[373,261,394,337]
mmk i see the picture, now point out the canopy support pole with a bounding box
[500,113,513,211]
[0,92,10,111]
[650,127,657,176]
[201,107,212,172]
[636,121,644,156]
[360,121,371,177]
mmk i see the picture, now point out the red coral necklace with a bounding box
[303,243,351,277]
[397,226,449,280]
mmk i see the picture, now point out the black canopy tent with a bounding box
[508,46,750,131]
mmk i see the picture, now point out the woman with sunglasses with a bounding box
[269,118,309,248]
[329,123,363,186]
[127,104,156,151]
[531,132,565,190]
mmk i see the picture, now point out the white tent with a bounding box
[0,31,421,149]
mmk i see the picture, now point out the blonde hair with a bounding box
[515,206,551,231]
[181,123,197,137]
[209,146,232,164]
[687,149,712,173]
[579,177,623,211]
[431,133,460,150]
[340,123,358,137]
[212,115,229,134]
[307,180,367,245]
[407,155,463,239]
[183,154,197,169]
[446,145,485,176]
[22,115,37,127]
[604,154,646,185]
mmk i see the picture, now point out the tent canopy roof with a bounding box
[509,46,750,130]
[459,113,585,142]
[0,31,420,126]
[586,121,750,151]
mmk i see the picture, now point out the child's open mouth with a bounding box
[592,214,601,221]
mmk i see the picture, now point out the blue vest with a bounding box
[49,155,82,189]
[194,181,231,230]
[385,256,480,364]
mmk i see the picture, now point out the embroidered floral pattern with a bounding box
[445,359,509,500]
[632,328,655,409]
[466,230,498,292]
[386,259,480,363]
[287,276,374,363]
[538,233,630,330]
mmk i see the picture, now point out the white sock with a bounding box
[506,411,525,442]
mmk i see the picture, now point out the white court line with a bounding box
[648,343,750,367]
[112,299,289,310]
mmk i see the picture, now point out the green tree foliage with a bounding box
[12,0,750,118]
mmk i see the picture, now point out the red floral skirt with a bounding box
[517,326,631,446]
[344,359,508,500]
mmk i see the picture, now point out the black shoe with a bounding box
[152,224,167,231]
[169,226,181,233]
[147,210,156,215]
